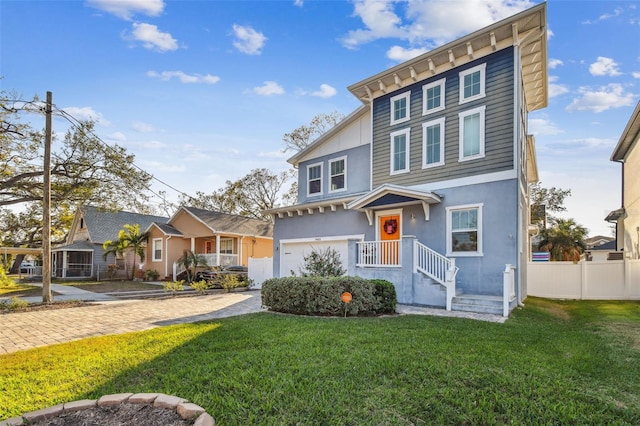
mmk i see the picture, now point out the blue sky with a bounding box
[1,0,639,237]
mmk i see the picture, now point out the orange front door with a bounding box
[378,214,400,264]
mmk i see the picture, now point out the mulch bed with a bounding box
[26,403,193,426]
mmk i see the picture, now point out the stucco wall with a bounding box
[623,139,640,259]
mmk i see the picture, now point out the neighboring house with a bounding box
[266,4,547,315]
[585,235,615,250]
[52,206,169,279]
[145,206,273,280]
[606,101,640,260]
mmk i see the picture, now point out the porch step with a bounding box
[452,294,504,315]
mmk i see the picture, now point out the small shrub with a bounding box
[370,279,397,314]
[299,246,346,277]
[143,269,160,281]
[106,264,119,280]
[163,280,184,297]
[0,296,28,311]
[0,265,17,287]
[190,279,208,295]
[221,274,242,293]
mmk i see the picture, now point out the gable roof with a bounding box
[78,206,169,244]
[175,206,273,238]
[611,101,640,162]
[147,222,184,236]
[348,3,547,112]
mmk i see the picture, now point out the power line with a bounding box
[1,97,199,209]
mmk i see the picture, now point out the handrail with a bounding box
[356,240,401,267]
[414,241,458,310]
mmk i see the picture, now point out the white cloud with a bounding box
[108,132,127,142]
[589,57,622,77]
[566,84,635,113]
[63,106,110,126]
[253,81,284,96]
[140,140,167,149]
[131,121,156,132]
[310,84,337,98]
[386,45,427,62]
[232,24,267,55]
[583,6,624,24]
[548,75,569,98]
[340,0,536,49]
[87,0,164,20]
[548,58,563,69]
[129,22,178,52]
[632,71,640,79]
[147,70,220,84]
[293,0,304,7]
[528,117,563,136]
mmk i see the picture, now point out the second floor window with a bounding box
[390,128,410,175]
[390,91,411,125]
[422,117,445,168]
[330,157,346,192]
[459,106,486,161]
[459,63,486,104]
[307,163,322,196]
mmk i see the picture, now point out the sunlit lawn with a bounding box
[1,297,639,425]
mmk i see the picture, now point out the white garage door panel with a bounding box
[281,240,349,276]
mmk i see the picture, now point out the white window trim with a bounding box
[329,156,347,193]
[422,78,446,115]
[220,237,234,254]
[152,238,163,262]
[390,128,410,175]
[306,162,323,197]
[390,91,411,125]
[422,117,446,169]
[446,203,483,257]
[459,63,486,104]
[458,105,486,162]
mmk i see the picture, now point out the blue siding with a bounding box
[297,144,370,204]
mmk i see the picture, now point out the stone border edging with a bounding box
[0,392,215,426]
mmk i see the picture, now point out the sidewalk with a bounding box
[6,282,119,303]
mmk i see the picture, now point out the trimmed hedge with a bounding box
[261,276,397,317]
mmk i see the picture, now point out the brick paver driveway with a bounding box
[0,291,264,354]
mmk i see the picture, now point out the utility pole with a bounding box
[42,91,52,303]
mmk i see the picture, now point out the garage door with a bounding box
[281,239,350,276]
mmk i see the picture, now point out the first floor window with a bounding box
[330,157,346,192]
[390,128,410,174]
[422,117,445,168]
[152,238,162,261]
[459,106,485,161]
[220,238,234,254]
[447,204,483,256]
[307,163,322,196]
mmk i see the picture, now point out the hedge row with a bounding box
[261,276,397,316]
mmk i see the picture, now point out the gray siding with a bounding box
[297,144,370,204]
[372,47,515,187]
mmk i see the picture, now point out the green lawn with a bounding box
[1,297,639,425]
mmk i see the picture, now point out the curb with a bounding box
[0,393,215,426]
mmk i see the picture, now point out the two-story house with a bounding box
[266,3,547,315]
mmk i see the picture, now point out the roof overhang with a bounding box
[347,184,441,225]
[0,247,43,256]
[264,195,360,219]
[605,208,625,222]
[611,101,640,162]
[347,3,547,112]
[526,134,539,183]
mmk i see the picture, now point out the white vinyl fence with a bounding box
[248,257,273,289]
[527,259,640,300]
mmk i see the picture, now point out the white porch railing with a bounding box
[414,241,458,310]
[503,264,516,317]
[356,240,401,267]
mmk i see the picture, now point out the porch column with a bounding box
[400,235,417,304]
[62,250,68,279]
[190,237,195,253]
[347,239,358,276]
[216,234,221,266]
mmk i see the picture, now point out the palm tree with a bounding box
[103,224,149,280]
[538,218,588,262]
[176,250,208,283]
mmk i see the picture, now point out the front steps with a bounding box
[452,294,507,315]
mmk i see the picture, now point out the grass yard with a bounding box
[0,282,55,298]
[59,280,164,293]
[1,297,639,425]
